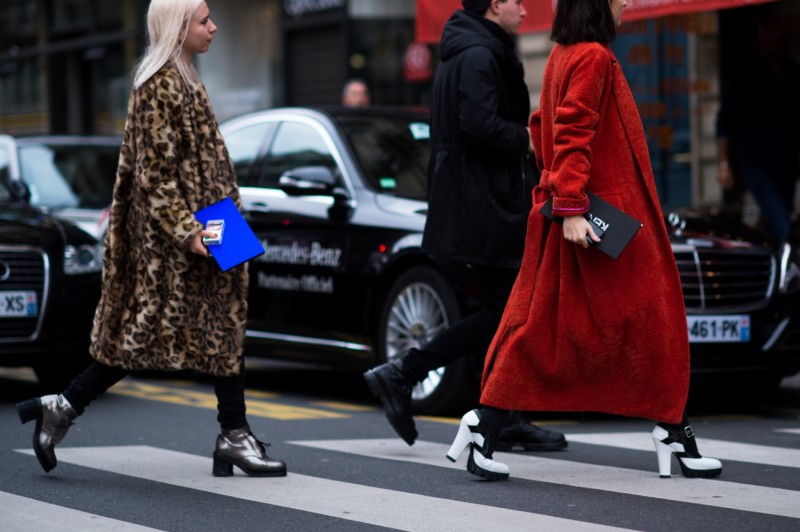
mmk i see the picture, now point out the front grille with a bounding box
[0,245,49,342]
[673,245,774,312]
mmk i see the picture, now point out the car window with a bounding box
[0,144,10,198]
[0,147,10,201]
[18,143,119,209]
[224,122,273,186]
[258,121,338,189]
[337,116,429,201]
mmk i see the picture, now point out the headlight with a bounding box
[64,244,103,275]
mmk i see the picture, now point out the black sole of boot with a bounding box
[466,446,509,481]
[212,454,287,478]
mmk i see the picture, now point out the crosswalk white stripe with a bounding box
[14,446,630,532]
[775,428,800,435]
[0,491,162,532]
[566,432,800,469]
[290,439,800,519]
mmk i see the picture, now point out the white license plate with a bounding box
[0,291,38,318]
[687,315,749,343]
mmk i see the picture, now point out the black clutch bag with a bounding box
[540,192,643,259]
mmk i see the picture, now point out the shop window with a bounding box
[0,58,45,134]
[94,1,123,30]
[49,0,93,36]
[348,19,425,106]
[612,17,692,208]
[0,1,37,48]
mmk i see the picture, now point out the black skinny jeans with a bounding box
[400,265,518,384]
[62,360,248,431]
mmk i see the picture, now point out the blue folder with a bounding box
[194,197,265,271]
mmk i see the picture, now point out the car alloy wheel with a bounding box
[378,266,476,414]
[385,280,449,402]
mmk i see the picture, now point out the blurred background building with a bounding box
[1,0,798,216]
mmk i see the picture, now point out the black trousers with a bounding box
[401,265,518,384]
[62,360,248,431]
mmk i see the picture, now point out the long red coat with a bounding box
[480,43,689,424]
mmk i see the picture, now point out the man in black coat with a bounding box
[364,0,566,451]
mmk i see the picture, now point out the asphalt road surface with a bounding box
[1,365,798,531]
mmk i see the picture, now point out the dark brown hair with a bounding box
[551,0,616,45]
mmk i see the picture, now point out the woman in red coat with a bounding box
[445,0,723,481]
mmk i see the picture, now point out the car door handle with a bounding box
[246,202,270,214]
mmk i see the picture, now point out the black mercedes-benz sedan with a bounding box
[0,171,102,390]
[221,106,800,414]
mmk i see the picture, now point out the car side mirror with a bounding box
[278,166,339,196]
[9,179,31,203]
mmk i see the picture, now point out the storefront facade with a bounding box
[276,0,424,108]
[2,0,797,215]
[0,0,423,132]
[0,0,145,135]
[417,0,800,212]
[419,0,799,212]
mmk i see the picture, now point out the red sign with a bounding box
[415,0,777,43]
[404,42,433,82]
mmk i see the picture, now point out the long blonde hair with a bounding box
[133,0,204,89]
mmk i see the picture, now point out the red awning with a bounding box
[415,0,776,43]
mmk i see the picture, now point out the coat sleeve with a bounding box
[456,47,529,159]
[550,44,612,216]
[136,73,204,249]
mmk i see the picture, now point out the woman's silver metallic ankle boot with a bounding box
[17,394,78,473]
[212,426,287,477]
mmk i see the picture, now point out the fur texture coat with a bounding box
[89,64,248,377]
[480,43,689,424]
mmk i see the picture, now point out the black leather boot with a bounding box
[17,394,78,473]
[496,411,568,452]
[363,359,417,445]
[212,426,287,477]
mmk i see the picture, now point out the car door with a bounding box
[225,115,363,360]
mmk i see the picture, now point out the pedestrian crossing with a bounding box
[566,432,800,469]
[292,438,800,519]
[13,445,628,532]
[0,492,161,532]
[9,430,800,531]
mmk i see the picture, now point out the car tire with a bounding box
[377,265,478,415]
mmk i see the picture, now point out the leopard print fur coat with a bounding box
[89,64,248,377]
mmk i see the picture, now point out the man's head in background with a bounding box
[342,79,370,107]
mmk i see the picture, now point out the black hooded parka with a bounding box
[422,10,535,268]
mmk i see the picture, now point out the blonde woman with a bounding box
[17,0,286,478]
